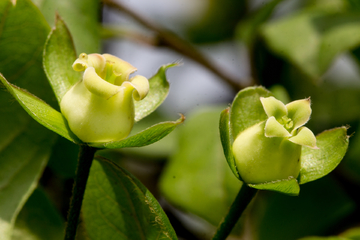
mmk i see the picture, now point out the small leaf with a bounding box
[134,62,179,122]
[299,127,349,184]
[12,188,64,240]
[89,115,185,149]
[0,74,80,143]
[43,14,81,103]
[219,107,240,179]
[230,86,272,138]
[248,178,300,196]
[82,158,177,240]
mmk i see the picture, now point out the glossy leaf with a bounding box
[82,158,177,240]
[0,122,57,239]
[12,188,64,240]
[219,107,240,179]
[0,74,80,143]
[43,15,81,103]
[230,86,272,139]
[34,0,100,53]
[248,178,300,196]
[160,108,242,226]
[261,11,360,79]
[89,115,184,149]
[299,127,349,184]
[134,62,179,122]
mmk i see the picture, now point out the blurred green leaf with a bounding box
[0,75,80,143]
[135,62,179,122]
[90,115,184,149]
[250,176,355,240]
[219,107,239,179]
[82,158,177,240]
[43,15,81,104]
[0,1,59,238]
[261,10,360,80]
[249,178,300,196]
[342,227,360,239]
[230,86,272,139]
[12,188,64,240]
[186,0,246,43]
[237,0,284,47]
[160,108,242,226]
[299,127,349,184]
[298,237,349,240]
[33,0,100,53]
[0,122,57,239]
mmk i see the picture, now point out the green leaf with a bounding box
[298,237,350,240]
[12,188,64,240]
[236,0,284,47]
[0,122,57,239]
[250,177,355,240]
[160,108,242,226]
[261,11,360,80]
[34,0,100,53]
[299,127,349,184]
[134,62,179,122]
[0,74,80,143]
[43,14,81,103]
[82,158,177,240]
[248,178,300,196]
[219,107,240,179]
[90,115,185,149]
[230,86,272,138]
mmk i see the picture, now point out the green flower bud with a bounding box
[232,96,317,184]
[60,53,149,143]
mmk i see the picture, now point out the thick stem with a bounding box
[64,145,97,240]
[212,185,257,240]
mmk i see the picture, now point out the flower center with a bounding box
[105,61,118,85]
[279,116,293,130]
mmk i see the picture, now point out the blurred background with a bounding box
[3,0,360,239]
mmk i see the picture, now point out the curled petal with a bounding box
[265,116,291,138]
[289,127,318,149]
[72,53,106,75]
[286,98,311,129]
[125,75,149,101]
[83,67,121,99]
[103,54,137,85]
[260,96,287,119]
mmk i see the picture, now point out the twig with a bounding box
[102,0,251,90]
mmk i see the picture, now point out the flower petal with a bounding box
[83,67,121,99]
[72,53,106,74]
[265,116,291,138]
[260,96,287,119]
[125,75,149,101]
[289,127,318,149]
[103,54,137,85]
[286,98,311,129]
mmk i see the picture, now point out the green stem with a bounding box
[212,185,258,240]
[64,145,97,240]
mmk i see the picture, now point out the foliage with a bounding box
[1,0,360,239]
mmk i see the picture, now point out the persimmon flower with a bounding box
[232,96,318,184]
[60,53,149,143]
[261,97,317,149]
